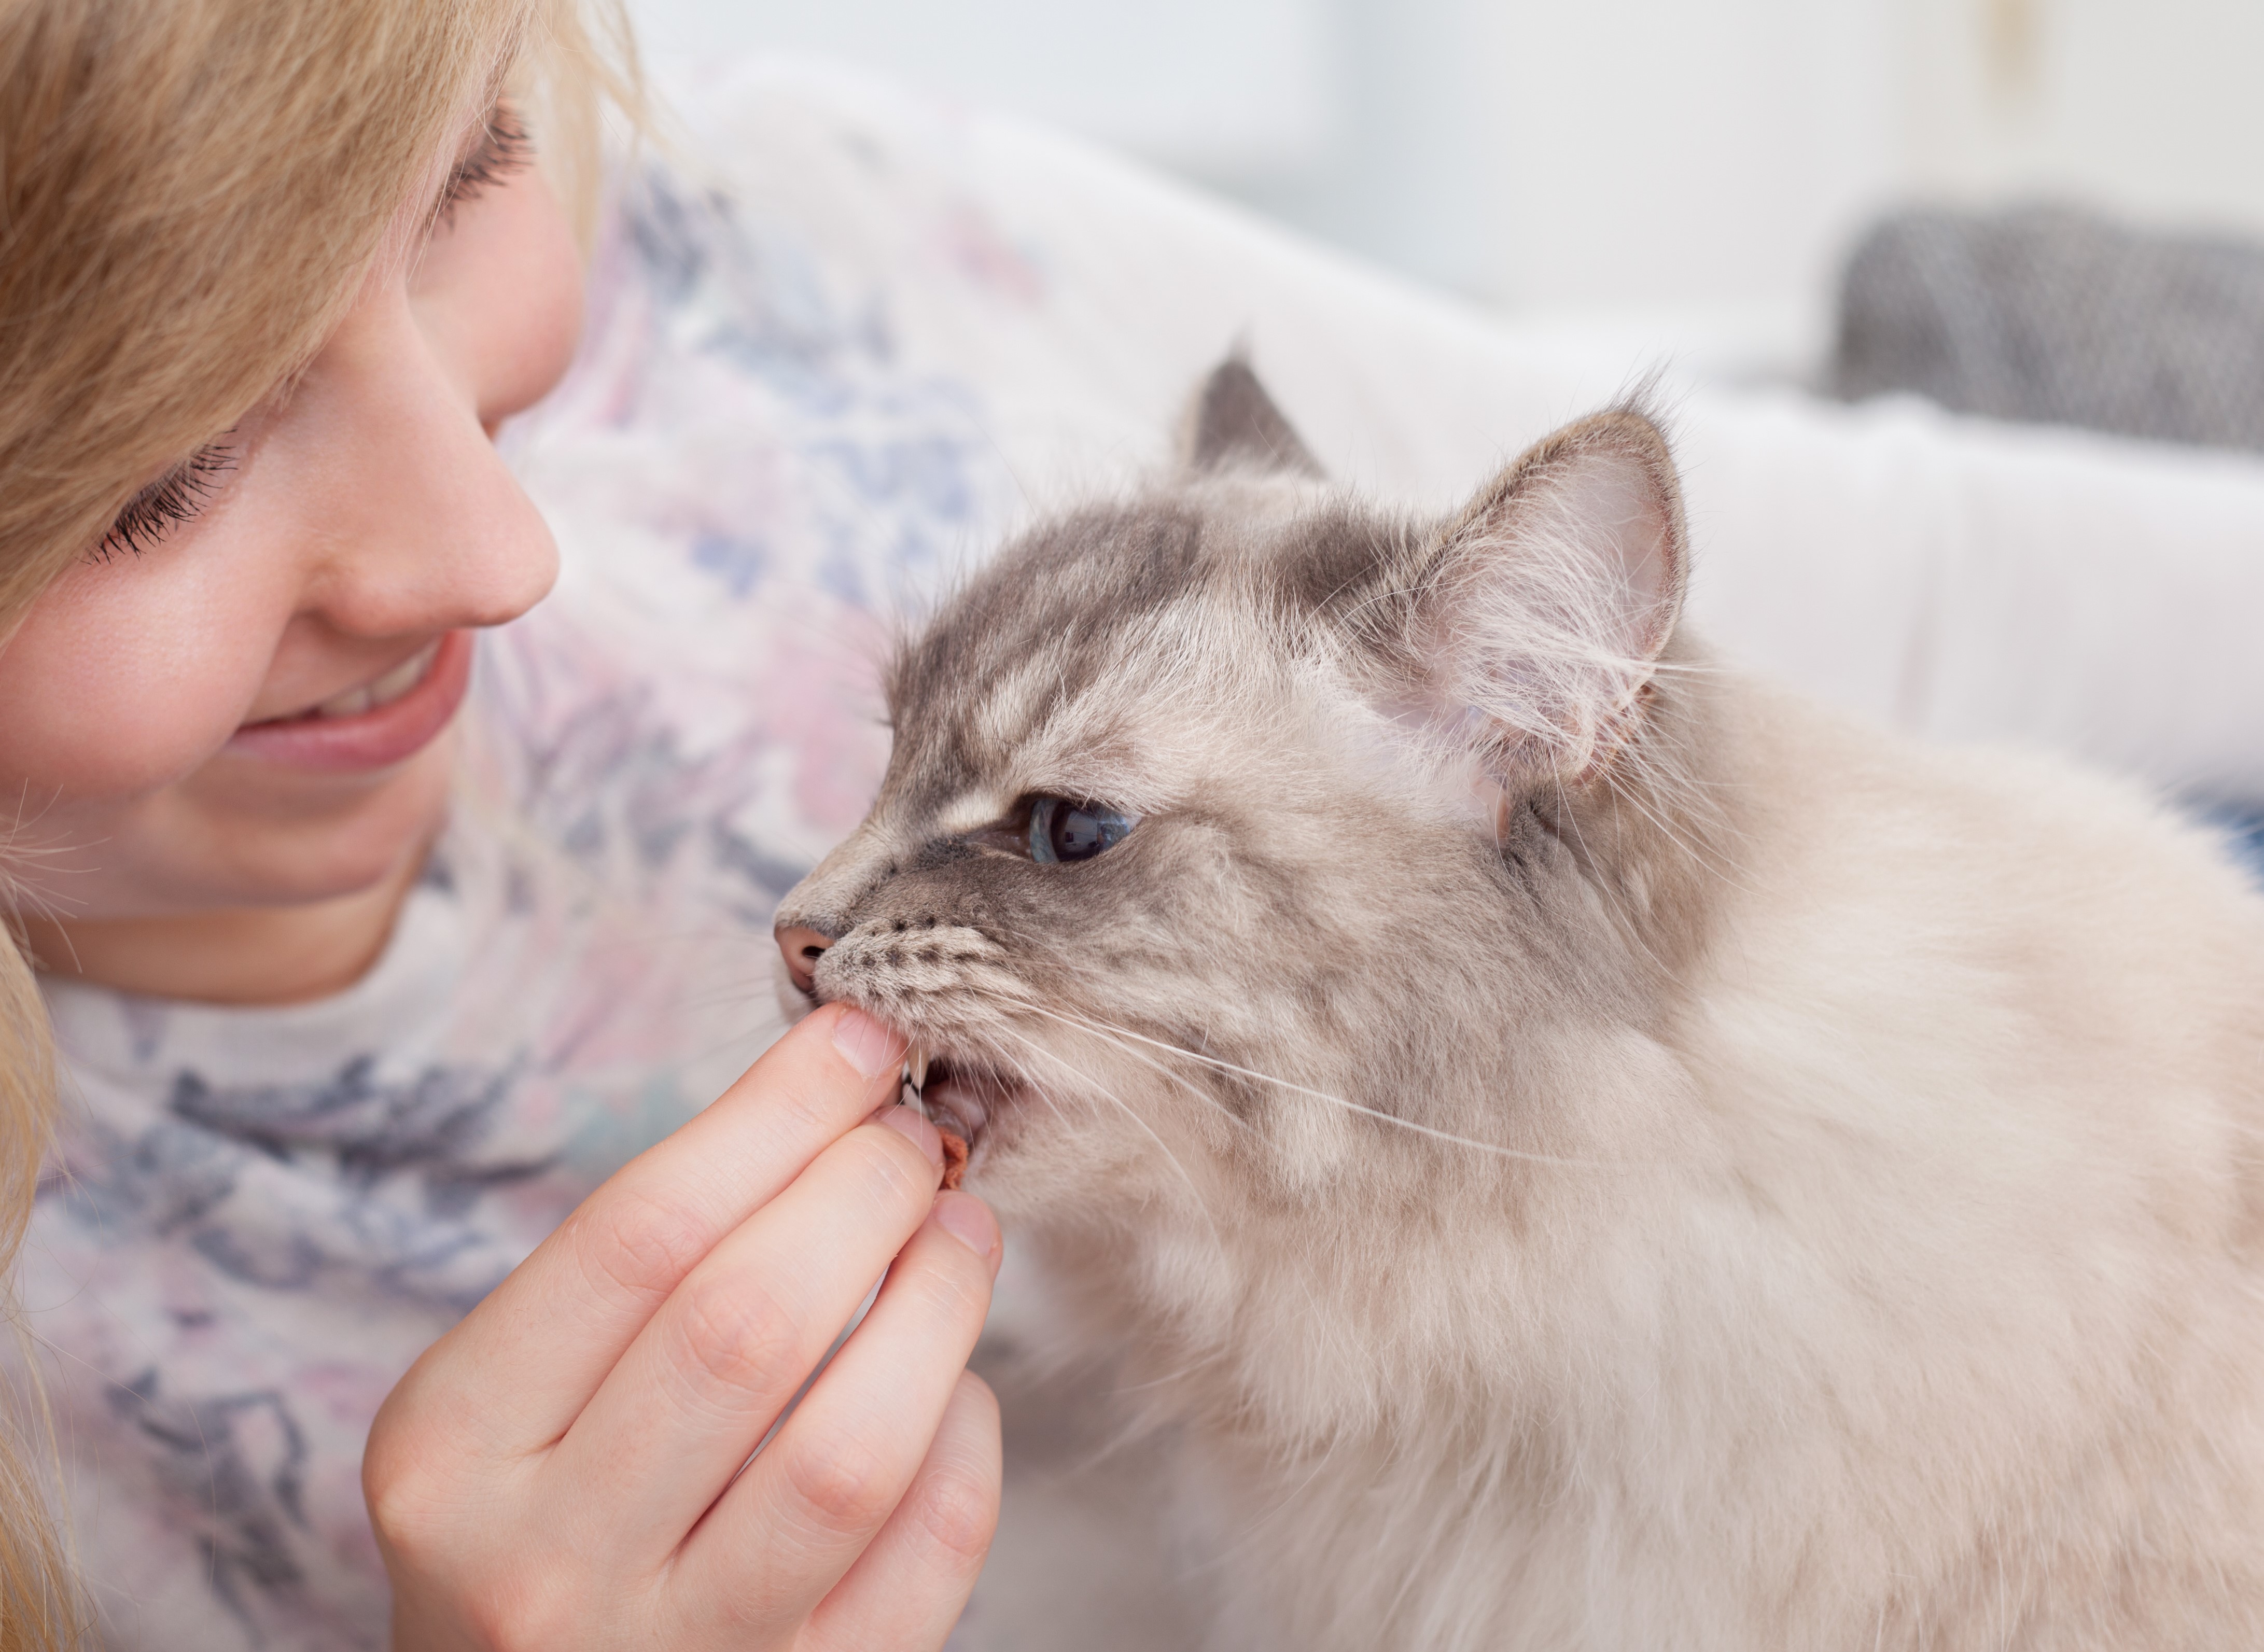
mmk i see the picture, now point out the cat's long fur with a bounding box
[776,362,2264,1649]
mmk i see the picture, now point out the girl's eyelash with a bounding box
[440,105,533,222]
[95,442,236,562]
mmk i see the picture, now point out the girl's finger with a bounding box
[541,1106,948,1548]
[800,1370,1004,1652]
[383,1004,906,1459]
[666,1195,1001,1637]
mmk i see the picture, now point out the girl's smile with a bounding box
[226,628,470,771]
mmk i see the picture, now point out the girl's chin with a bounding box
[163,741,459,911]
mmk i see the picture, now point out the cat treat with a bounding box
[901,1046,970,1191]
[935,1127,968,1194]
[775,359,2264,1650]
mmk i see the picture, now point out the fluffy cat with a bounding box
[773,360,2264,1650]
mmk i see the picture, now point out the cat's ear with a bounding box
[1180,357,1323,479]
[1400,407,1687,786]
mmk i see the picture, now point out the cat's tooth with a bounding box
[900,1044,930,1121]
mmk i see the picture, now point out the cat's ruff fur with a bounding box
[775,361,2264,1650]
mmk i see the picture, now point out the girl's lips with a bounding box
[223,629,474,773]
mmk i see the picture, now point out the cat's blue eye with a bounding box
[1028,797,1135,864]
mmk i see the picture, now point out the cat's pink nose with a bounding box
[775,924,834,996]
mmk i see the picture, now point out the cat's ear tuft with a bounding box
[1405,408,1687,785]
[1181,357,1323,479]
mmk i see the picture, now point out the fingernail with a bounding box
[831,1006,905,1080]
[874,1103,944,1169]
[932,1191,1002,1277]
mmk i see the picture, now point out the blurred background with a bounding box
[624,0,2264,383]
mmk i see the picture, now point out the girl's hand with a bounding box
[364,1004,1003,1650]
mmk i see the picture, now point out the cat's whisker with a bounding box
[1102,1344,1231,1399]
[1021,1002,1618,1170]
[1013,1001,1258,1140]
[958,1027,1100,1184]
[986,1020,1227,1241]
[939,937,1263,1146]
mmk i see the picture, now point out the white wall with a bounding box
[1478,0,1903,329]
[1898,0,2264,234]
[626,0,1337,178]
[624,0,2264,353]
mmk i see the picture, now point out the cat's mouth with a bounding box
[901,1044,1013,1188]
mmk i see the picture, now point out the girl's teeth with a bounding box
[369,641,441,706]
[314,641,440,719]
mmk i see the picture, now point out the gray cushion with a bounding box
[1833,205,2264,454]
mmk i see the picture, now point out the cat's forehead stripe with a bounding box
[971,654,1070,752]
[886,491,1409,818]
[932,791,1010,835]
[926,500,1375,662]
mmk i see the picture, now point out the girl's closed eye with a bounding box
[93,440,235,561]
[438,102,532,225]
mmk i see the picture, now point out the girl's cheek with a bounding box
[0,572,278,802]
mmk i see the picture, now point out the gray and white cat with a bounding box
[774,361,2264,1650]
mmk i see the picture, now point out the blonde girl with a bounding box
[0,1,1003,1644]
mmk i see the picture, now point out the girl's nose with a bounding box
[286,285,558,639]
[775,924,835,996]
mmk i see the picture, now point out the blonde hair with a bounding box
[0,0,636,1641]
